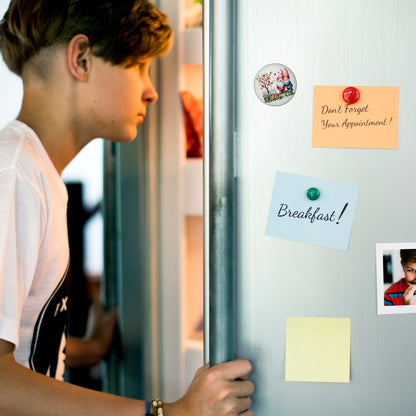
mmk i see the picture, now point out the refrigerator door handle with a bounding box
[205,0,236,366]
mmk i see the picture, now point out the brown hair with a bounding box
[400,249,416,266]
[0,0,172,77]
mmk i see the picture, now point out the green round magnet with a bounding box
[307,187,320,201]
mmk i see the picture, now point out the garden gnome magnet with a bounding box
[254,63,297,106]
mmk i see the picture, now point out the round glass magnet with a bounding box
[254,63,297,106]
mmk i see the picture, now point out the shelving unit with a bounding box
[181,24,204,390]
[182,28,203,65]
[157,0,204,400]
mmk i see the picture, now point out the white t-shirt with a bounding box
[0,120,70,380]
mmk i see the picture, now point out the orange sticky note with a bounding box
[312,86,399,149]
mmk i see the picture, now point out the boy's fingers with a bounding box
[235,396,252,414]
[235,379,255,397]
[210,359,253,381]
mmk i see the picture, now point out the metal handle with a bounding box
[206,0,236,366]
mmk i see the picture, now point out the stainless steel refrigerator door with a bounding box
[216,0,416,414]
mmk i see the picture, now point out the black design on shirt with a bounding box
[29,265,71,378]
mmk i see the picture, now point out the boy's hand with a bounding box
[84,302,118,348]
[403,284,416,305]
[65,302,118,368]
[166,359,254,416]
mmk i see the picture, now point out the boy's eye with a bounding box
[407,269,416,273]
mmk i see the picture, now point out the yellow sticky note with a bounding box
[285,317,351,383]
[312,86,399,149]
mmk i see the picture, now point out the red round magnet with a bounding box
[343,87,360,104]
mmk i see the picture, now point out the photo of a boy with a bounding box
[384,249,416,306]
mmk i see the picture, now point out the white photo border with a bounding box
[376,242,416,315]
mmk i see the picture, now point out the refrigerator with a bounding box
[102,0,416,414]
[208,0,416,415]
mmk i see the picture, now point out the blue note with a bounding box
[265,171,359,250]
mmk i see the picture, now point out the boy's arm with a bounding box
[0,339,145,415]
[0,338,254,415]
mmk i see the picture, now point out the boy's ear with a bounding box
[67,34,91,81]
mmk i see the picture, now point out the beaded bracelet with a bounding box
[151,398,163,416]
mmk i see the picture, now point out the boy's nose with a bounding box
[143,81,158,106]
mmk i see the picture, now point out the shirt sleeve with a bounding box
[384,292,394,306]
[0,168,44,347]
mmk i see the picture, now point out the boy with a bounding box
[384,249,416,306]
[0,1,254,415]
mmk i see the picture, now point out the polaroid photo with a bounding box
[377,242,416,315]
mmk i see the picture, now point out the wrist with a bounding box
[147,398,177,416]
[162,401,182,416]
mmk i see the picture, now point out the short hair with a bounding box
[0,0,172,77]
[400,249,416,266]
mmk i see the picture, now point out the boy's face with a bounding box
[83,57,158,142]
[402,262,416,284]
